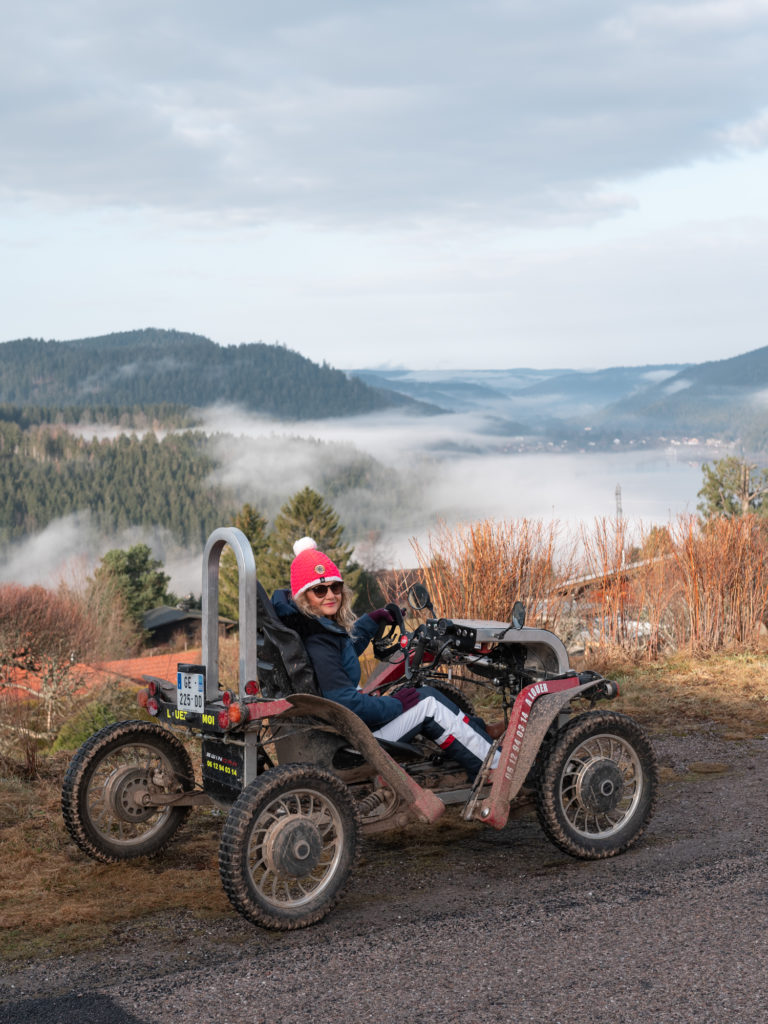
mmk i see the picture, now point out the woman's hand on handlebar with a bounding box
[368,607,395,626]
[370,603,408,661]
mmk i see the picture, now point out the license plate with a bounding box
[177,669,205,712]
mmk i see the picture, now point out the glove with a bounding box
[368,607,395,625]
[392,687,421,711]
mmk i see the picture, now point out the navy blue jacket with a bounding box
[271,589,404,729]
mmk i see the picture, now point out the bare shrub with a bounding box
[574,518,680,659]
[0,582,139,770]
[667,514,768,653]
[71,573,143,660]
[0,584,85,768]
[578,517,632,649]
[390,514,768,663]
[574,514,768,660]
[625,524,679,658]
[394,518,573,628]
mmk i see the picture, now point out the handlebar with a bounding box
[371,603,408,661]
[404,617,478,678]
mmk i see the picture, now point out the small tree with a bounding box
[260,487,361,596]
[0,585,93,766]
[698,457,768,520]
[90,543,175,628]
[219,503,269,620]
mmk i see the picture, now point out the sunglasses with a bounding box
[309,581,344,598]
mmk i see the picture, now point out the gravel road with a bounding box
[2,729,767,1024]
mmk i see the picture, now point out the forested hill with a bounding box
[0,329,427,419]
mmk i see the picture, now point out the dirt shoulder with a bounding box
[2,727,768,1024]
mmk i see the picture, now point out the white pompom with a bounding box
[293,536,317,556]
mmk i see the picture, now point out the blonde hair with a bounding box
[295,585,357,632]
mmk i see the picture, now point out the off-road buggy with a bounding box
[62,527,658,930]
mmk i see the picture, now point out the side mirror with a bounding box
[511,601,526,630]
[407,583,434,616]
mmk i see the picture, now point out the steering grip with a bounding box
[385,602,406,632]
[405,632,427,679]
[371,604,406,660]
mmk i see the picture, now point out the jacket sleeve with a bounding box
[304,632,403,729]
[349,613,381,656]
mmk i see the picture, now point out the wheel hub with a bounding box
[577,759,625,814]
[263,816,324,877]
[104,766,157,823]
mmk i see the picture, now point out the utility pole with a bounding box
[615,483,623,519]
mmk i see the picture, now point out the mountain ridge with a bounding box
[0,328,434,420]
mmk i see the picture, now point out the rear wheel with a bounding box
[61,720,194,863]
[535,712,657,859]
[219,764,360,930]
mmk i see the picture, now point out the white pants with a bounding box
[373,695,499,770]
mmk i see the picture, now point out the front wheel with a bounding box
[535,712,658,859]
[219,764,360,930]
[61,720,195,863]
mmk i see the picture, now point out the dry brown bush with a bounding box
[0,580,140,771]
[382,514,768,664]
[667,514,768,653]
[557,514,768,660]
[392,518,574,629]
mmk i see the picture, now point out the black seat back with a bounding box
[256,582,319,698]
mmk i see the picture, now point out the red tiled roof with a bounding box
[93,649,203,685]
[2,649,203,699]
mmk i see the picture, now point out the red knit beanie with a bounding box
[290,537,343,598]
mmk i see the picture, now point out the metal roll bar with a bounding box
[201,527,258,698]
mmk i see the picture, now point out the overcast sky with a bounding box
[2,0,768,370]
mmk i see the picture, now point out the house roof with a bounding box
[93,649,203,685]
[143,606,201,629]
[142,606,234,630]
[3,648,203,699]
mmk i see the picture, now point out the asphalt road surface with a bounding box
[3,729,767,1024]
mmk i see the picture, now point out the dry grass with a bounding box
[0,751,230,962]
[582,649,768,736]
[2,652,767,963]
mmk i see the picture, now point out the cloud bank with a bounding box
[3,1,768,226]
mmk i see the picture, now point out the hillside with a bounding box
[596,345,768,447]
[358,347,768,451]
[0,329,432,420]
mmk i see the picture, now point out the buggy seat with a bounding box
[255,581,319,698]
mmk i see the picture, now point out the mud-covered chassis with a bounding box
[62,527,658,930]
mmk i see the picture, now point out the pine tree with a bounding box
[218,503,269,620]
[260,487,361,597]
[90,544,175,627]
[698,457,768,520]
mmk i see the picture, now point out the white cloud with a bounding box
[2,1,767,224]
[0,511,200,595]
[0,512,98,587]
[642,369,682,383]
[606,1,768,37]
[665,379,694,395]
[722,108,768,150]
[1,1,768,369]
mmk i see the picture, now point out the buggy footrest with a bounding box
[376,737,424,759]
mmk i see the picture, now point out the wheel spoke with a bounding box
[82,741,179,845]
[559,732,644,839]
[240,782,350,912]
[62,722,192,864]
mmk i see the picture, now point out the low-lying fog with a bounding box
[2,406,707,596]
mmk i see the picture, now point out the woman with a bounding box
[271,538,501,781]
